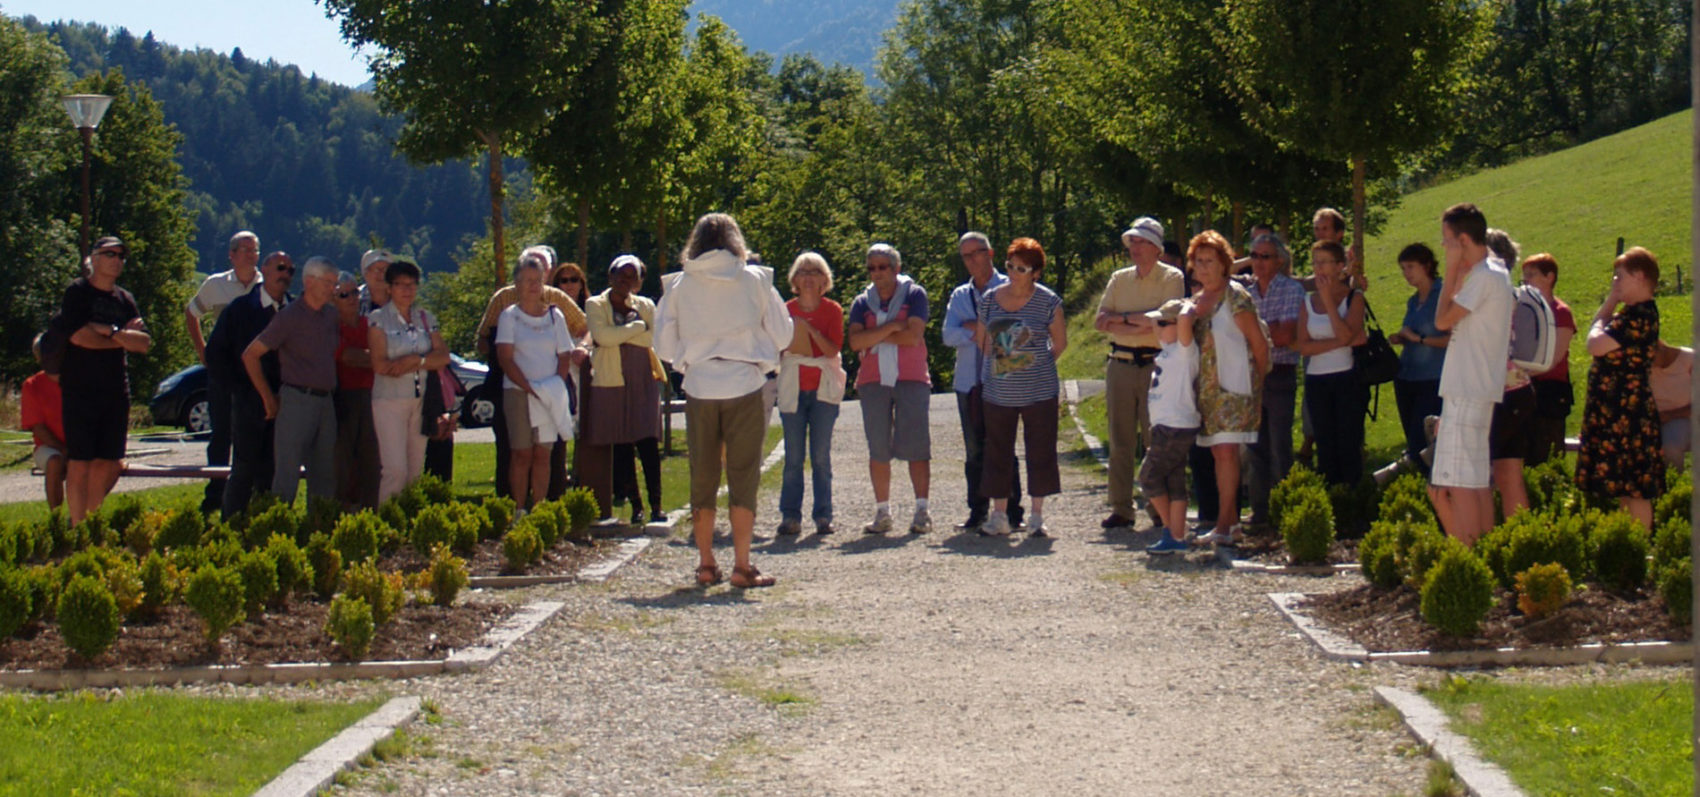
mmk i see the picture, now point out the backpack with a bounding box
[1508,283,1558,373]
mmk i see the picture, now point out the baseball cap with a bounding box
[359,249,393,272]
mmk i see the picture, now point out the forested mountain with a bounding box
[692,0,897,74]
[26,18,494,275]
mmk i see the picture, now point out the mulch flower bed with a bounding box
[377,535,614,577]
[1303,584,1689,653]
[1236,530,1360,566]
[0,600,512,671]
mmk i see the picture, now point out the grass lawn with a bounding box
[0,691,383,796]
[1423,675,1692,796]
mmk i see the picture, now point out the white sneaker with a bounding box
[977,512,1012,537]
[1195,528,1239,546]
[909,508,932,534]
[863,512,893,535]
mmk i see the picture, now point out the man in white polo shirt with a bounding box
[186,230,262,514]
[1428,203,1513,545]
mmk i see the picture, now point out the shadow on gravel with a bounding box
[935,531,1055,558]
[1140,550,1231,573]
[1085,526,1165,552]
[833,532,922,555]
[754,533,830,554]
[618,584,763,610]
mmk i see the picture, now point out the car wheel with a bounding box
[469,397,496,427]
[185,396,212,434]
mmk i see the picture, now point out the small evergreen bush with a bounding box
[42,509,71,557]
[1589,512,1651,591]
[68,513,110,553]
[1419,541,1496,637]
[136,551,176,619]
[200,529,244,567]
[242,503,299,551]
[410,505,457,557]
[17,518,51,562]
[1653,516,1691,574]
[482,496,515,538]
[123,510,165,556]
[1280,488,1335,565]
[1658,557,1692,626]
[236,550,280,614]
[1491,510,1589,588]
[1655,479,1691,529]
[395,481,427,517]
[231,491,281,534]
[526,503,565,548]
[22,565,55,624]
[155,507,205,550]
[427,544,469,607]
[331,511,384,565]
[1524,459,1578,515]
[1269,465,1325,530]
[325,594,375,660]
[57,574,121,661]
[264,535,314,597]
[304,533,343,600]
[416,472,455,505]
[561,487,599,534]
[342,561,404,627]
[377,498,410,537]
[1359,520,1411,589]
[0,524,19,568]
[1405,531,1455,590]
[299,496,343,544]
[0,567,32,640]
[503,525,543,572]
[454,503,491,551]
[57,548,143,618]
[1514,562,1572,618]
[103,496,145,544]
[1328,476,1380,538]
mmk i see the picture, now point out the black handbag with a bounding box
[1352,301,1400,387]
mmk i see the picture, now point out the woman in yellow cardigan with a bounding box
[584,255,668,524]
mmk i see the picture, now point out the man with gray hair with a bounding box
[942,231,1022,531]
[849,242,933,534]
[1095,217,1185,529]
[243,256,343,505]
[1240,232,1304,527]
[187,230,263,514]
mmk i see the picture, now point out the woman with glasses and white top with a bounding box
[367,259,451,502]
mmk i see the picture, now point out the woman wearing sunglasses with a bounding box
[972,237,1066,537]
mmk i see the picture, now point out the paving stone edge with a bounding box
[1372,686,1526,797]
[251,695,423,797]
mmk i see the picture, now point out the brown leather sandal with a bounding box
[696,564,724,586]
[729,565,776,589]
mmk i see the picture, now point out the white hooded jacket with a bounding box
[654,249,794,400]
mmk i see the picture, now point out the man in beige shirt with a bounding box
[1094,217,1185,529]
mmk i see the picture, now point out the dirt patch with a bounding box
[1303,583,1689,653]
[0,600,512,671]
[1235,528,1359,566]
[377,535,613,577]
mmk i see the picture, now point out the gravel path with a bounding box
[281,391,1449,796]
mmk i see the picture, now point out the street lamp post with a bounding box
[60,94,114,259]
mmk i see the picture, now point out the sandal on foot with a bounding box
[729,565,776,589]
[695,564,724,586]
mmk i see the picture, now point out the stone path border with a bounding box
[1269,592,1695,667]
[253,695,423,797]
[0,600,564,691]
[1372,686,1526,797]
[1062,380,1108,469]
[1230,560,1358,576]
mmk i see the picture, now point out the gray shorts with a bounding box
[1138,424,1197,500]
[859,381,931,462]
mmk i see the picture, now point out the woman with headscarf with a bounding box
[583,254,667,525]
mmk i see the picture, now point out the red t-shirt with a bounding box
[20,371,63,447]
[787,298,845,392]
[336,321,376,390]
[1533,298,1575,383]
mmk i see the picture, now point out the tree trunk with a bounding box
[1351,154,1368,283]
[576,197,591,270]
[1232,201,1245,252]
[486,134,507,286]
[654,211,668,291]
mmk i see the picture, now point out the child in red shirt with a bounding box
[20,334,66,508]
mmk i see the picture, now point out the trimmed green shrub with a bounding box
[1524,458,1578,516]
[1589,512,1651,591]
[1653,517,1691,574]
[1377,478,1435,527]
[377,499,409,537]
[0,524,19,567]
[57,575,121,661]
[482,496,515,538]
[304,533,343,600]
[342,561,404,627]
[264,535,314,597]
[1280,487,1334,565]
[242,503,299,551]
[410,505,457,557]
[331,511,384,565]
[454,503,491,551]
[416,472,455,506]
[395,481,427,517]
[300,496,343,543]
[526,503,566,548]
[325,594,375,660]
[155,507,206,551]
[16,518,51,563]
[185,564,246,644]
[1270,465,1326,530]
[122,510,164,556]
[236,550,280,613]
[57,548,143,619]
[231,491,281,534]
[1405,531,1455,590]
[1328,476,1380,538]
[1658,557,1692,626]
[22,565,56,624]
[1655,479,1691,530]
[0,567,33,639]
[1359,520,1408,589]
[202,534,244,569]
[103,496,144,544]
[503,525,543,572]
[426,545,469,607]
[136,551,176,619]
[68,513,110,553]
[1490,510,1589,588]
[1514,562,1572,618]
[42,509,71,557]
[1419,541,1497,637]
[560,487,599,534]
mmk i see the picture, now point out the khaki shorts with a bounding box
[1432,398,1492,489]
[33,445,63,472]
[504,388,543,448]
[686,388,767,511]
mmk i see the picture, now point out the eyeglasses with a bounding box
[1009,263,1037,275]
[335,290,355,299]
[272,264,295,275]
[1250,252,1276,261]
[867,263,893,273]
[93,250,124,260]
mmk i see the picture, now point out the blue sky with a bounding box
[5,0,371,87]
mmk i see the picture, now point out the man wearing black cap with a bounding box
[59,236,151,523]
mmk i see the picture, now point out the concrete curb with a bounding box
[576,538,654,583]
[1230,560,1358,576]
[252,695,423,797]
[1063,381,1109,469]
[0,600,566,692]
[1372,686,1526,797]
[1268,592,1695,667]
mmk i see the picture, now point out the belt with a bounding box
[1269,363,1297,372]
[285,383,333,398]
[1108,344,1160,366]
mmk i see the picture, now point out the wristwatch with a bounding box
[107,324,121,338]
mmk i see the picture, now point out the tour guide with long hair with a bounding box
[654,212,793,589]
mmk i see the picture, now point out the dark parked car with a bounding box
[150,355,493,433]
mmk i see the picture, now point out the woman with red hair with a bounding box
[1189,231,1269,545]
[973,237,1067,537]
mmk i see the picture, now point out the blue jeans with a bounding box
[780,390,839,523]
